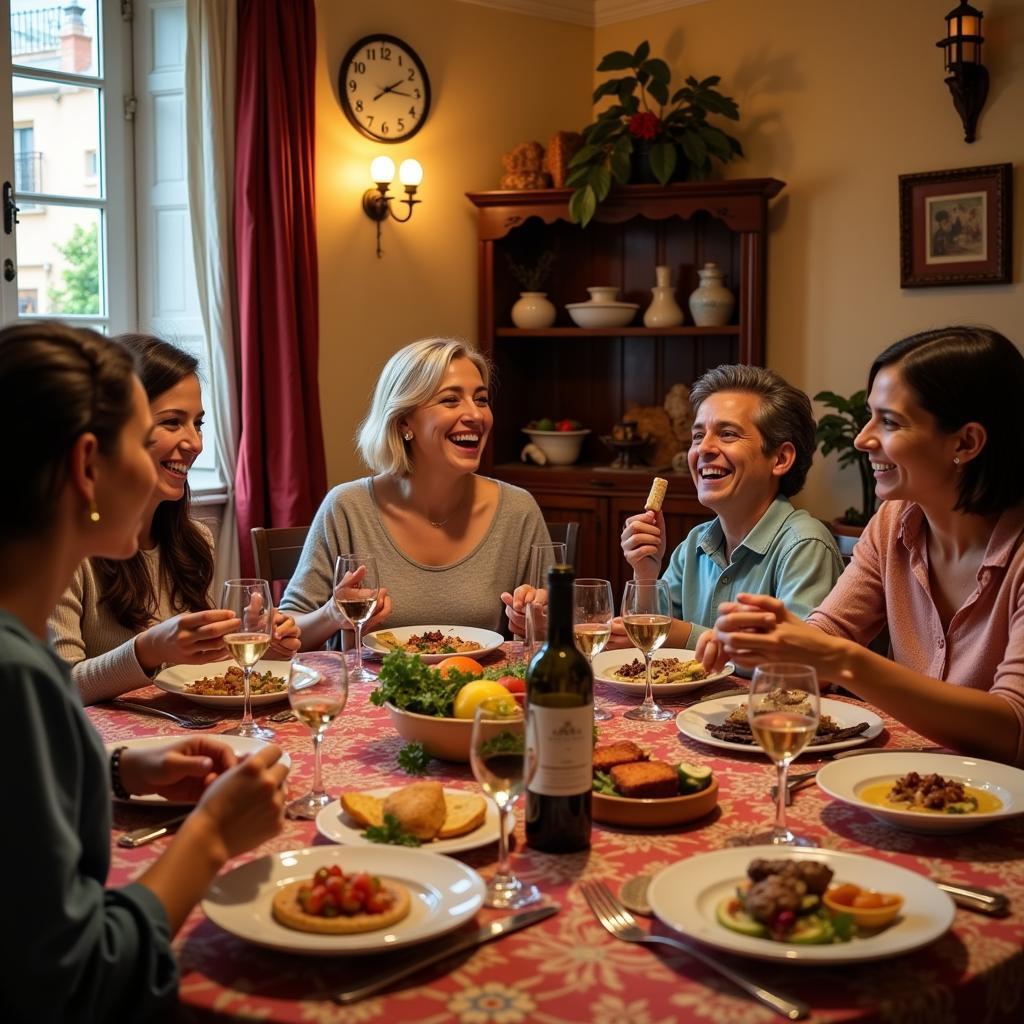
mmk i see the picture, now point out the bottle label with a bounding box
[528,704,593,796]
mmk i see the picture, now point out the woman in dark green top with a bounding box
[0,322,289,1023]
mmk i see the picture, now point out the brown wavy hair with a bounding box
[91,334,214,630]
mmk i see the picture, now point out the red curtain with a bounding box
[234,0,326,575]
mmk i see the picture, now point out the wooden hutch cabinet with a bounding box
[466,179,785,598]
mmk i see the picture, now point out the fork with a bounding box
[580,880,809,1021]
[105,700,223,729]
[770,769,819,805]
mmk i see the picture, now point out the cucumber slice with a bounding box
[678,762,713,793]
[716,897,767,937]
[788,913,834,945]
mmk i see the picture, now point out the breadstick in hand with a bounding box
[645,477,668,512]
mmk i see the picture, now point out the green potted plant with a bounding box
[566,41,744,227]
[814,389,877,539]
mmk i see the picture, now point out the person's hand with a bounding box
[621,510,666,580]
[134,609,240,672]
[501,584,546,638]
[191,744,288,858]
[330,566,392,635]
[605,615,633,650]
[268,610,301,658]
[118,737,239,804]
[695,628,725,672]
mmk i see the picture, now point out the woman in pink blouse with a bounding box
[703,326,1024,766]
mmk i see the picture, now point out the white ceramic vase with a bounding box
[688,262,734,327]
[643,265,684,328]
[511,291,557,329]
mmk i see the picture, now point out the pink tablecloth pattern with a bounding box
[91,653,1024,1024]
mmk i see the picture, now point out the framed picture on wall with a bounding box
[899,163,1012,287]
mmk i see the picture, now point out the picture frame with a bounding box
[899,163,1012,288]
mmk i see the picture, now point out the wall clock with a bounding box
[339,34,431,144]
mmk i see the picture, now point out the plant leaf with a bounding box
[570,184,597,227]
[680,131,708,168]
[648,140,677,184]
[597,50,636,71]
[610,135,632,183]
[639,58,671,84]
[592,78,622,101]
[646,78,669,106]
[591,164,613,202]
[564,164,592,188]
[633,40,650,64]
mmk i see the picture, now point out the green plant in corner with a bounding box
[566,40,744,227]
[505,248,556,292]
[814,389,877,527]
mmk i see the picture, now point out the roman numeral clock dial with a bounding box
[339,34,431,143]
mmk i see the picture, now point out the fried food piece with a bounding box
[341,792,384,829]
[383,781,446,840]
[610,759,679,798]
[747,858,834,895]
[593,740,649,773]
[645,476,668,511]
[438,791,487,838]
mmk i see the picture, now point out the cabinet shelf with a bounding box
[495,325,741,338]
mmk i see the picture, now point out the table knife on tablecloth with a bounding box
[117,813,190,848]
[832,746,946,759]
[333,905,558,1005]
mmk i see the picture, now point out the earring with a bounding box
[403,431,413,441]
[953,456,961,465]
[88,499,101,523]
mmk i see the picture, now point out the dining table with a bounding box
[89,647,1024,1024]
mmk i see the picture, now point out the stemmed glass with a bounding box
[573,578,614,722]
[620,579,672,722]
[285,651,349,820]
[221,578,276,740]
[738,663,820,847]
[334,554,380,682]
[470,696,541,909]
[524,541,566,659]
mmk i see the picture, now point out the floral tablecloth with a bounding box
[90,653,1024,1024]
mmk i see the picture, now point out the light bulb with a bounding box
[399,158,423,187]
[370,156,395,184]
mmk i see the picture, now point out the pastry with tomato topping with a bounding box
[272,865,411,934]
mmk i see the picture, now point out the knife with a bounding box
[117,812,190,848]
[684,686,748,706]
[935,881,1011,917]
[832,746,946,759]
[333,905,557,1005]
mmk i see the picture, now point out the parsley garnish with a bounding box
[397,740,431,775]
[370,650,474,717]
[361,813,422,847]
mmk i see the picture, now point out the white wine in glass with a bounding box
[734,663,820,847]
[286,651,348,820]
[621,579,672,722]
[333,554,380,682]
[573,578,614,722]
[221,578,275,740]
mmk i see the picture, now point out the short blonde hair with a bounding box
[357,338,491,475]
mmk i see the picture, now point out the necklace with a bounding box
[428,516,451,528]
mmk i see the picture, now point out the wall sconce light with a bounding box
[936,0,988,143]
[362,157,423,258]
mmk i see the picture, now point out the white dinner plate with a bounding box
[315,787,500,853]
[154,659,292,707]
[592,647,735,696]
[647,845,955,964]
[816,752,1024,834]
[202,844,486,956]
[105,735,290,806]
[362,625,505,664]
[676,694,883,755]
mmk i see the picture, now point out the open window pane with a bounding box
[17,204,103,316]
[11,1,99,77]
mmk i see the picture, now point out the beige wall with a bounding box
[316,0,1023,520]
[595,0,1024,518]
[314,1,592,484]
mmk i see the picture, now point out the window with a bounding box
[83,146,96,180]
[17,285,35,312]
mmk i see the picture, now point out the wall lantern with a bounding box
[936,0,988,143]
[362,157,423,258]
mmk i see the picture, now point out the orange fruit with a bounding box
[436,655,484,679]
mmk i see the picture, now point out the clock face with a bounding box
[339,34,431,144]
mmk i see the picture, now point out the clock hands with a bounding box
[373,78,407,101]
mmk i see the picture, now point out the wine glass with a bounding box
[333,553,380,682]
[285,651,349,820]
[221,578,276,740]
[620,579,672,722]
[573,578,614,722]
[470,695,541,909]
[524,541,566,659]
[739,663,820,847]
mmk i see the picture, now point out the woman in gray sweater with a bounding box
[282,338,549,648]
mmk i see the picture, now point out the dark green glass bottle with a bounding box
[525,564,593,852]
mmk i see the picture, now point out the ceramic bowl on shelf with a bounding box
[522,428,590,464]
[586,286,620,302]
[565,302,640,328]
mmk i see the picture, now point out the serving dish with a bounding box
[593,776,719,828]
[362,625,504,664]
[815,751,1024,834]
[592,647,735,696]
[521,428,590,465]
[565,301,639,329]
[201,845,485,956]
[154,659,292,707]
[385,703,473,762]
[647,845,954,964]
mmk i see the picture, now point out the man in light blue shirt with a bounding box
[619,365,843,650]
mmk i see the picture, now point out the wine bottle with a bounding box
[525,564,593,852]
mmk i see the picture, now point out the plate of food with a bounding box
[105,735,290,806]
[362,626,505,663]
[316,781,500,853]
[154,659,291,707]
[592,648,735,696]
[592,740,718,827]
[647,845,955,964]
[676,693,883,754]
[816,752,1024,834]
[201,844,485,955]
